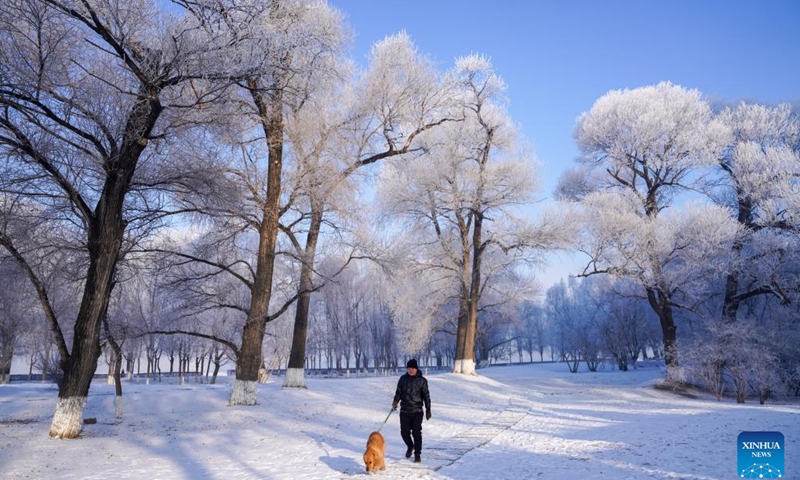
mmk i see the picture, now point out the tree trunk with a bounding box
[107,352,116,386]
[103,316,124,420]
[50,89,161,439]
[211,359,221,385]
[721,268,741,324]
[284,205,323,388]
[453,294,471,374]
[721,195,753,324]
[453,232,473,374]
[52,226,123,438]
[478,340,488,367]
[232,78,284,405]
[646,287,680,384]
[113,349,123,420]
[0,342,12,384]
[459,213,485,376]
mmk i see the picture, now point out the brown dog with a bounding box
[363,431,386,473]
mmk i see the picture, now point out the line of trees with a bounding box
[2,3,798,443]
[557,83,800,400]
[0,0,558,439]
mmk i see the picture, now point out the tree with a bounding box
[142,0,349,404]
[0,0,254,437]
[578,277,658,372]
[548,278,623,372]
[713,102,800,323]
[517,301,546,362]
[380,55,566,375]
[0,261,36,383]
[223,0,347,405]
[281,31,457,388]
[476,309,517,366]
[565,82,733,383]
[365,283,396,374]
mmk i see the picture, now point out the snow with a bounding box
[0,361,797,479]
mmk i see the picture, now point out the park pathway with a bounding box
[346,405,528,479]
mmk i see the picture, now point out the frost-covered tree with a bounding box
[587,278,658,371]
[564,82,735,383]
[282,32,457,388]
[476,310,517,366]
[0,261,36,383]
[136,0,348,404]
[364,280,396,374]
[0,0,275,437]
[317,260,379,376]
[713,102,800,323]
[603,296,653,371]
[545,279,591,372]
[380,55,566,375]
[687,316,786,403]
[385,257,451,357]
[671,102,800,402]
[516,301,547,362]
[578,193,739,379]
[219,0,347,405]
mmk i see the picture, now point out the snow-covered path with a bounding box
[367,407,529,479]
[431,365,798,480]
[1,362,797,479]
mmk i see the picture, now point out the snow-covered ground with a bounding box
[0,361,797,479]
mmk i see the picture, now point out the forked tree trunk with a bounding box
[211,358,221,385]
[455,211,484,376]
[453,119,491,376]
[721,196,760,324]
[52,239,121,438]
[50,90,161,439]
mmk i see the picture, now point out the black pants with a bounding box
[399,411,423,455]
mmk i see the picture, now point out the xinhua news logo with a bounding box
[738,431,784,478]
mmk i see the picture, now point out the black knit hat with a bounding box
[406,359,418,369]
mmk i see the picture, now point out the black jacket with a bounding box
[393,372,431,414]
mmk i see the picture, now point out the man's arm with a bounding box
[423,378,431,420]
[393,377,403,408]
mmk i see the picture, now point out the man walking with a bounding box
[392,359,431,463]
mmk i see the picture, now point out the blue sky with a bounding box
[329,0,800,286]
[330,0,799,194]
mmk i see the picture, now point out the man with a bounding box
[392,358,431,463]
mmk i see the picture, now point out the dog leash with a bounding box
[376,407,394,433]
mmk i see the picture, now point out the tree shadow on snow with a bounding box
[319,454,364,476]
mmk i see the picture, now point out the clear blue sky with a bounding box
[330,0,799,194]
[329,0,800,286]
